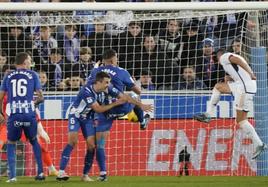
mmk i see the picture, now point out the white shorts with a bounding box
[228,82,254,112]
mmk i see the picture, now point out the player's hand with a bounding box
[0,113,5,125]
[140,104,154,112]
[115,98,127,105]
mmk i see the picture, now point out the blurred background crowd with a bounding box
[0,0,266,91]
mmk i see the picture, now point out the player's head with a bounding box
[216,48,226,63]
[102,49,118,66]
[94,72,111,92]
[15,52,32,69]
[231,38,241,54]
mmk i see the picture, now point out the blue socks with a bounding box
[96,147,106,173]
[134,106,144,123]
[29,138,43,175]
[83,149,95,175]
[7,143,16,179]
[59,144,74,170]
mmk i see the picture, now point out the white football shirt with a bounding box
[219,52,256,94]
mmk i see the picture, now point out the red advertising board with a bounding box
[24,119,256,176]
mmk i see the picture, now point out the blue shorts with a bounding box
[96,103,134,132]
[7,113,37,141]
[68,114,95,138]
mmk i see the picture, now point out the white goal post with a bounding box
[0,2,267,11]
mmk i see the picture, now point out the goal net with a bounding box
[0,2,267,177]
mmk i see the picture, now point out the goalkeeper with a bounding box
[193,49,266,159]
[87,49,153,181]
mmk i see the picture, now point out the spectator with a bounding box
[72,46,95,83]
[135,70,155,91]
[214,12,247,48]
[135,35,179,89]
[33,26,58,69]
[43,48,63,89]
[82,17,112,62]
[0,50,8,81]
[180,22,203,71]
[1,27,32,63]
[117,21,143,76]
[0,64,16,85]
[58,25,80,64]
[38,71,49,91]
[156,19,183,60]
[196,38,219,89]
[66,73,83,91]
[174,66,207,90]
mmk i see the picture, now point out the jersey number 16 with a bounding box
[11,79,28,97]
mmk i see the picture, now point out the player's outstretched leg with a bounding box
[239,120,267,159]
[129,92,151,130]
[193,83,227,123]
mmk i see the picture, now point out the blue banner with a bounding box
[39,94,240,119]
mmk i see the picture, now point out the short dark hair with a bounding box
[141,70,152,76]
[15,52,29,65]
[128,21,141,27]
[95,72,111,83]
[102,49,117,60]
[216,48,226,55]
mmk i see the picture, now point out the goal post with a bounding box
[0,2,268,11]
[0,2,268,177]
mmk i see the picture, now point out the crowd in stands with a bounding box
[0,0,255,91]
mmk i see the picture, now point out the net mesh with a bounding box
[0,8,267,176]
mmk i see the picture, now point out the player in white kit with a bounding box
[194,49,266,159]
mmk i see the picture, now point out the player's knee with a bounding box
[87,142,95,151]
[215,83,223,91]
[96,137,105,149]
[68,139,78,147]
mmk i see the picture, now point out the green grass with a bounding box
[0,176,268,187]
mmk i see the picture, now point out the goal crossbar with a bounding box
[0,2,268,11]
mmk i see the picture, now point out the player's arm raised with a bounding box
[229,55,256,80]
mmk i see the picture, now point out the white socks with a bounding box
[206,87,221,116]
[100,171,107,176]
[239,120,263,147]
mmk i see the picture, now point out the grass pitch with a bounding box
[0,176,268,187]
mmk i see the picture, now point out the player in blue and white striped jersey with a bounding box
[57,71,126,182]
[0,52,45,182]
